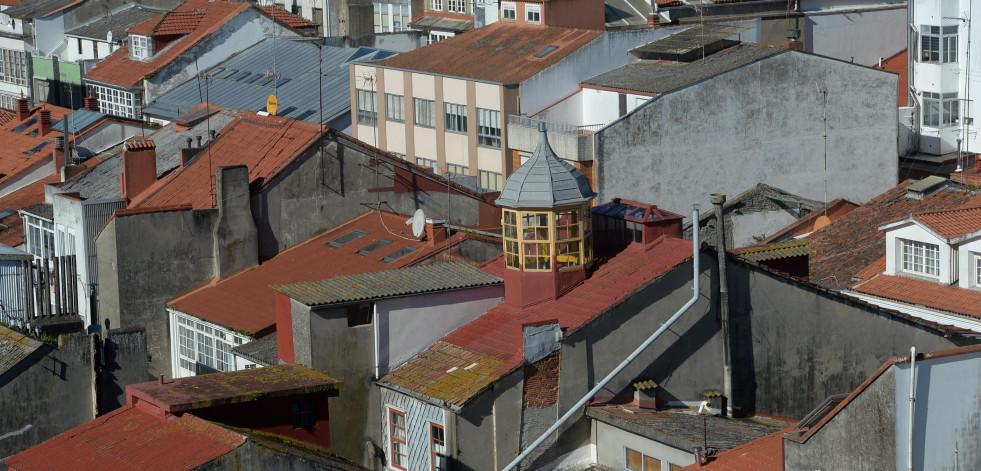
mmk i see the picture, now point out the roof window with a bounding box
[381,246,418,263]
[24,141,49,156]
[513,42,538,55]
[12,117,37,134]
[357,239,393,256]
[326,229,369,248]
[469,36,496,50]
[533,45,558,58]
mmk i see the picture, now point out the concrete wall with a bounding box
[594,420,693,471]
[728,258,974,418]
[803,7,907,66]
[783,367,897,471]
[376,285,503,376]
[595,51,899,220]
[200,435,369,471]
[99,326,148,413]
[455,370,523,471]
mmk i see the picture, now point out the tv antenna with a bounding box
[405,209,425,238]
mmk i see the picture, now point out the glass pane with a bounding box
[645,456,661,471]
[626,449,643,471]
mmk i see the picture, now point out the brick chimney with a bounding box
[425,216,447,246]
[38,105,52,137]
[84,87,99,112]
[15,92,29,122]
[52,135,66,175]
[120,139,158,203]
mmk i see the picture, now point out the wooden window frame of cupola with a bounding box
[502,207,592,272]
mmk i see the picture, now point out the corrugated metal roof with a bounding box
[50,109,106,135]
[735,240,813,262]
[143,39,395,125]
[0,243,31,261]
[496,124,596,208]
[2,0,81,19]
[273,262,502,306]
[630,24,749,57]
[0,325,41,376]
[65,4,167,41]
[231,333,277,366]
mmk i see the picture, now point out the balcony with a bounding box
[507,115,602,162]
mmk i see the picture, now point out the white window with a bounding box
[431,0,442,10]
[923,92,959,128]
[130,35,150,61]
[526,4,541,23]
[91,84,138,119]
[416,156,437,171]
[173,313,250,377]
[374,3,411,33]
[389,408,408,470]
[901,239,940,277]
[445,163,468,175]
[415,98,436,127]
[387,94,405,122]
[479,169,502,190]
[502,1,516,20]
[427,31,453,44]
[0,48,29,86]
[975,254,981,286]
[357,89,377,126]
[920,25,957,63]
[0,92,18,110]
[477,108,501,148]
[445,102,467,133]
[625,447,661,471]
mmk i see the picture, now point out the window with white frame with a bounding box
[173,313,249,377]
[477,108,501,148]
[92,84,138,119]
[923,92,959,128]
[445,163,468,175]
[445,102,467,133]
[387,93,405,122]
[625,447,661,471]
[479,169,502,190]
[23,214,54,263]
[389,408,408,470]
[0,92,18,110]
[430,423,446,471]
[901,239,940,277]
[357,89,377,126]
[416,156,437,171]
[415,98,436,127]
[431,0,442,10]
[975,254,981,286]
[502,1,516,20]
[130,35,150,60]
[526,4,541,23]
[374,3,411,33]
[428,31,453,44]
[920,25,957,63]
[0,48,29,86]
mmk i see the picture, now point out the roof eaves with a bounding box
[354,62,515,86]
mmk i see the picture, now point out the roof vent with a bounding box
[326,229,369,248]
[906,176,948,200]
[356,239,392,256]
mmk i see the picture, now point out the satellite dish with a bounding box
[106,31,112,44]
[405,209,425,238]
[266,94,278,116]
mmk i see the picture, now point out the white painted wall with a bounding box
[956,236,981,289]
[804,7,907,66]
[375,284,503,376]
[594,420,694,471]
[884,222,954,283]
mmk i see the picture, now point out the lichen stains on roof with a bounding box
[734,240,813,263]
[0,325,42,376]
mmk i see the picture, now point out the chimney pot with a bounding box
[38,106,52,137]
[158,374,164,384]
[196,135,203,148]
[15,92,29,122]
[52,134,67,176]
[710,193,726,206]
[209,129,216,141]
[693,446,704,467]
[83,87,99,112]
[121,139,158,202]
[185,137,193,149]
[425,216,448,246]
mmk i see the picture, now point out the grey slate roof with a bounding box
[65,4,167,41]
[21,203,52,220]
[2,0,79,19]
[0,325,42,376]
[495,123,596,209]
[583,44,785,95]
[143,39,398,125]
[51,109,106,136]
[272,262,502,306]
[232,334,278,367]
[57,109,240,200]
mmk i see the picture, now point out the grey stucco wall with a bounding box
[783,367,896,471]
[729,259,974,419]
[0,333,94,461]
[595,51,898,220]
[199,437,366,471]
[455,370,523,471]
[99,326,148,413]
[308,304,377,461]
[212,166,258,278]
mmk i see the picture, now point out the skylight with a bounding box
[357,239,392,256]
[533,45,559,58]
[513,42,539,55]
[279,106,297,117]
[492,39,517,52]
[275,78,291,88]
[381,246,418,263]
[293,110,316,121]
[244,74,262,84]
[217,69,237,79]
[231,71,252,81]
[24,141,49,156]
[12,117,37,134]
[326,229,369,248]
[469,36,496,50]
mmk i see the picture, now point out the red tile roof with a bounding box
[0,104,72,188]
[131,111,322,210]
[381,236,693,406]
[680,428,789,470]
[2,406,245,471]
[168,211,467,334]
[261,6,318,29]
[909,205,981,240]
[806,180,973,287]
[0,107,15,126]
[851,273,981,320]
[372,22,604,84]
[85,0,252,88]
[128,364,341,413]
[0,174,61,247]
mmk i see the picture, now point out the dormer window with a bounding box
[526,4,541,23]
[502,2,516,20]
[131,35,150,60]
[901,239,940,277]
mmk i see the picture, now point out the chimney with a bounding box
[711,193,732,418]
[38,106,52,137]
[52,135,66,175]
[120,139,158,203]
[181,137,195,166]
[633,380,659,409]
[425,216,447,246]
[692,446,704,467]
[15,92,29,122]
[83,87,99,112]
[158,374,164,385]
[196,135,203,148]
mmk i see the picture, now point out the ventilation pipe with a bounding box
[501,206,702,471]
[711,193,732,416]
[907,346,916,471]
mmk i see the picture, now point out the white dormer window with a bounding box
[526,4,541,23]
[901,239,940,277]
[131,35,150,60]
[502,2,516,20]
[974,255,981,286]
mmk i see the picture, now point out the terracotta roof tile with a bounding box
[85,0,252,88]
[154,10,206,35]
[0,107,15,126]
[0,104,72,187]
[910,205,981,240]
[132,111,322,210]
[806,180,973,287]
[851,274,981,320]
[126,12,166,35]
[372,22,604,84]
[2,406,246,471]
[382,237,693,406]
[169,211,467,334]
[261,6,317,29]
[680,428,790,470]
[734,240,812,262]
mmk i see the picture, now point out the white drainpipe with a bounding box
[908,346,916,471]
[501,207,703,471]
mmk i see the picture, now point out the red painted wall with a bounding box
[276,292,295,364]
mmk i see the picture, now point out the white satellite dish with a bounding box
[405,209,425,238]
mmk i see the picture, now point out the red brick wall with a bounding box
[522,352,560,408]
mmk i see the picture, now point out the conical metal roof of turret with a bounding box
[495,123,596,209]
